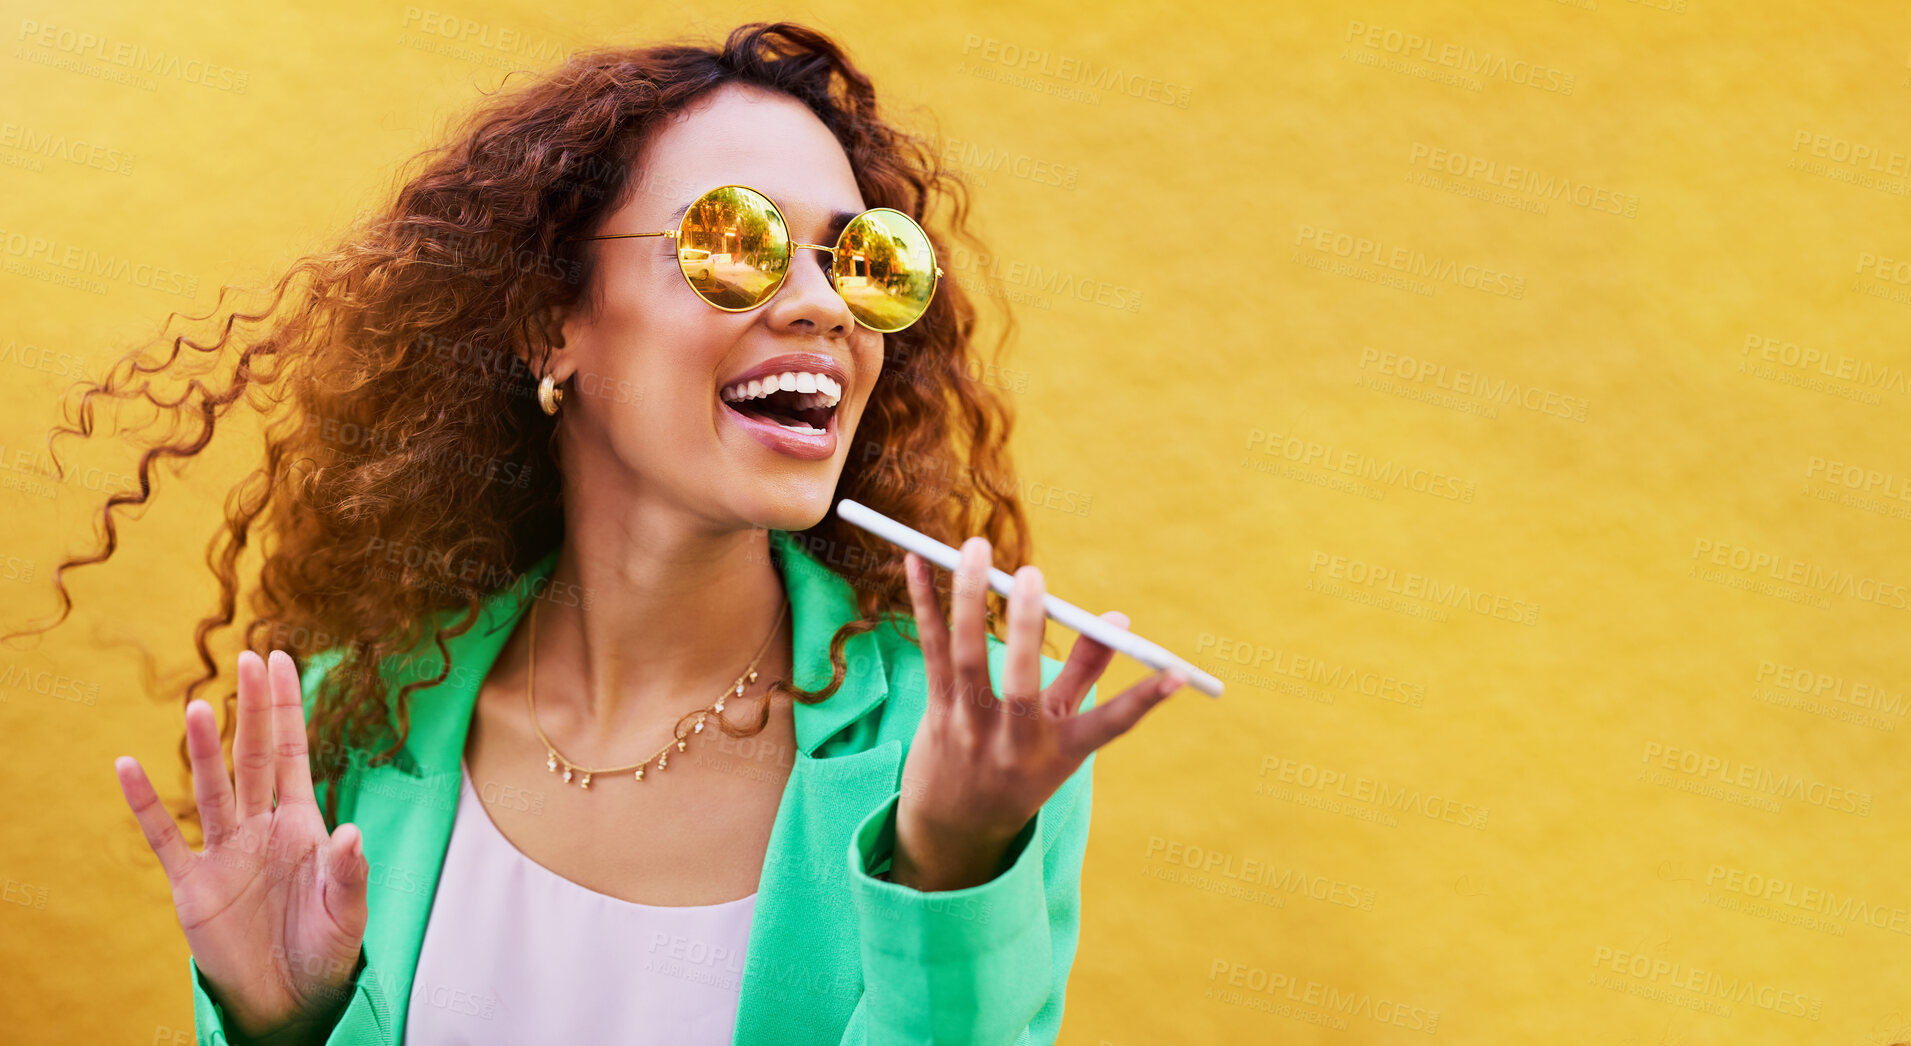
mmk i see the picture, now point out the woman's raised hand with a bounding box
[114,649,368,1043]
[894,537,1187,892]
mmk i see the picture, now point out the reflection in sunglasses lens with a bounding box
[678,187,790,310]
[673,188,936,330]
[833,209,937,333]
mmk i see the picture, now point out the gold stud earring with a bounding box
[538,371,565,416]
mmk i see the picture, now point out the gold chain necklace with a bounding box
[525,593,788,789]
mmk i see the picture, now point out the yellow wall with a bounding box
[3,1,1907,1043]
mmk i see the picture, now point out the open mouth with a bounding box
[719,371,842,435]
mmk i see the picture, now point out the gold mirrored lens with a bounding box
[677,185,790,310]
[831,208,938,333]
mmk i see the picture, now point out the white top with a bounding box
[404,760,758,1044]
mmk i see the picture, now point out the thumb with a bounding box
[1066,670,1186,756]
[322,823,370,940]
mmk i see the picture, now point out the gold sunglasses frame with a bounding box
[564,183,945,333]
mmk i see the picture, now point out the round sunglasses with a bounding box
[566,184,943,334]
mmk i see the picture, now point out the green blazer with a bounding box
[188,529,1098,1045]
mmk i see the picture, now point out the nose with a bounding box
[765,244,853,338]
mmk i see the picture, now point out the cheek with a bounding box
[859,333,887,383]
[590,273,727,380]
[594,248,699,329]
[622,265,689,327]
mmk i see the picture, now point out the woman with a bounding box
[73,21,1184,1046]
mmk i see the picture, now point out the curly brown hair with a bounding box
[11,21,1035,831]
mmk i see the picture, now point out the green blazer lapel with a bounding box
[774,527,891,755]
[733,530,905,1042]
[732,736,903,1041]
[345,530,902,1045]
[348,547,557,1042]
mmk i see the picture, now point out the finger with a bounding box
[1000,565,1046,725]
[233,650,273,820]
[903,552,956,718]
[1061,670,1185,757]
[322,823,370,940]
[185,698,237,846]
[114,755,195,884]
[949,536,999,717]
[269,650,318,812]
[1043,611,1129,718]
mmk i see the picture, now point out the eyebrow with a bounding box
[666,198,861,239]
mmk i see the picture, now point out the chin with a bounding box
[733,484,839,535]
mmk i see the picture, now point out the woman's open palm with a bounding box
[114,649,368,1042]
[892,537,1187,892]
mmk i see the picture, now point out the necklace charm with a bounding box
[523,590,784,790]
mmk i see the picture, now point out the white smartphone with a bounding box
[833,499,1224,698]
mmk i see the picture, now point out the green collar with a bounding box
[419,528,891,760]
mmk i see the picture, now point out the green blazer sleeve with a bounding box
[190,649,389,1046]
[190,950,386,1046]
[838,677,1098,1046]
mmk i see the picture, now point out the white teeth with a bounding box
[720,371,842,409]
